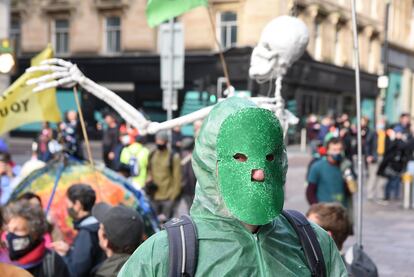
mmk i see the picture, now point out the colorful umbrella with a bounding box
[9,156,159,243]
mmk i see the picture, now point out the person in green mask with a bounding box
[119,97,347,276]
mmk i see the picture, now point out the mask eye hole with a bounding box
[233,153,248,162]
[266,154,275,161]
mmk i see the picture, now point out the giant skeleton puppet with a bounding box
[26,16,309,136]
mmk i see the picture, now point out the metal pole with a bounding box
[382,1,391,115]
[167,19,174,145]
[0,0,11,93]
[0,0,11,145]
[350,0,364,247]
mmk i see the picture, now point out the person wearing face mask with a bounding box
[307,138,348,206]
[50,184,105,277]
[0,206,33,277]
[3,200,69,277]
[119,97,346,276]
[146,131,181,222]
[119,135,150,189]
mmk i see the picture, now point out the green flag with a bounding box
[146,0,208,28]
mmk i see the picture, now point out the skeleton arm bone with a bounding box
[26,59,297,136]
[26,59,150,134]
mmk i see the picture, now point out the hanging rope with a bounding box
[206,5,232,90]
[73,86,103,200]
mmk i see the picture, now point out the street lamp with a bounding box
[0,38,15,74]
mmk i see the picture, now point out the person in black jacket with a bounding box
[51,184,105,277]
[4,200,70,277]
[377,127,411,200]
[102,113,119,170]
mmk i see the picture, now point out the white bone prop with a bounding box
[26,58,296,135]
[249,15,309,82]
[249,15,309,134]
[27,59,151,134]
[27,14,308,137]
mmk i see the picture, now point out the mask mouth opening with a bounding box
[251,169,265,182]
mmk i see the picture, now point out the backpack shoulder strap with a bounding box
[165,215,198,277]
[282,210,326,277]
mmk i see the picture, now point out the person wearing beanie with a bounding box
[92,203,144,277]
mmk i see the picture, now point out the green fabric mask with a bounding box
[217,108,286,225]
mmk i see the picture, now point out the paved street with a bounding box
[7,138,414,275]
[285,147,414,276]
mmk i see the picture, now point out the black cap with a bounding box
[92,203,144,251]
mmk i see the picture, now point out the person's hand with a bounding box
[366,156,374,163]
[108,152,115,160]
[50,241,70,256]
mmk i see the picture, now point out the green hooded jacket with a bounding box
[119,98,347,277]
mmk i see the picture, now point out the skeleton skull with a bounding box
[249,16,309,83]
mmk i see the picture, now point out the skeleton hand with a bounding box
[26,59,84,91]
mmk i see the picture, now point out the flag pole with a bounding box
[206,5,232,89]
[73,86,103,200]
[350,0,364,247]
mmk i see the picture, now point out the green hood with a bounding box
[190,97,287,222]
[119,97,347,277]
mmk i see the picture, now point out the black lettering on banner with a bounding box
[22,99,29,112]
[0,107,8,117]
[10,103,21,113]
[0,98,30,118]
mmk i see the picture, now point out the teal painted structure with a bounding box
[385,72,402,124]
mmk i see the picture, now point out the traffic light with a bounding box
[0,38,15,74]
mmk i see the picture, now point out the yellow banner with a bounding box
[0,46,62,134]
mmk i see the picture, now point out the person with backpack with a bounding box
[3,200,69,277]
[146,131,181,221]
[50,184,105,277]
[119,135,150,189]
[119,97,347,276]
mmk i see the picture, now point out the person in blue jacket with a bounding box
[51,184,105,277]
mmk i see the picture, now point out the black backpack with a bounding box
[343,244,378,277]
[165,210,326,277]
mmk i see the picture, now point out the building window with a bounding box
[53,19,69,55]
[10,19,21,56]
[105,16,121,54]
[217,12,237,49]
[314,20,322,60]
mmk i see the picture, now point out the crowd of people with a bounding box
[0,183,145,277]
[304,111,414,271]
[0,109,202,277]
[2,104,408,276]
